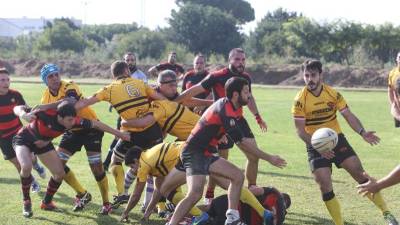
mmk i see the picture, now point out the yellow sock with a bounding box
[110,164,124,195]
[64,169,86,195]
[170,188,202,216]
[96,175,110,204]
[239,188,265,217]
[324,196,343,225]
[366,192,388,213]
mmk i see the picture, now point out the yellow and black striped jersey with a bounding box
[95,77,155,132]
[41,80,98,120]
[388,66,400,89]
[150,100,200,140]
[136,142,184,182]
[291,84,348,135]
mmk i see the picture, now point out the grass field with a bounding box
[0,81,399,225]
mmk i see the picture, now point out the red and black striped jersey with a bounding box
[22,109,92,141]
[0,89,26,138]
[181,69,209,99]
[200,67,252,101]
[186,98,245,151]
[155,62,184,75]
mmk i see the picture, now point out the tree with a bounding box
[176,0,254,24]
[169,3,243,56]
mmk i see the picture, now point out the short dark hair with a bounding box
[57,101,77,118]
[158,70,177,84]
[225,77,249,99]
[125,147,142,166]
[302,59,322,74]
[0,67,9,75]
[228,48,245,60]
[124,52,135,58]
[111,60,128,78]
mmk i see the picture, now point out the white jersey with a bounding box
[131,69,148,84]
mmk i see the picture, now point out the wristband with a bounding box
[358,128,365,135]
[255,113,263,123]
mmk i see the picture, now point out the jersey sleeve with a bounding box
[73,117,93,129]
[335,91,348,112]
[64,82,81,100]
[200,74,217,91]
[221,116,245,144]
[94,85,111,102]
[181,74,189,92]
[14,91,26,106]
[144,83,156,96]
[149,101,166,121]
[291,92,305,119]
[137,159,151,183]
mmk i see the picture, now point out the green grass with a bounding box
[0,82,399,225]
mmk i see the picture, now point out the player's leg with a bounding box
[37,148,65,211]
[103,117,121,171]
[209,157,246,225]
[15,145,34,217]
[340,155,398,224]
[205,147,229,204]
[32,154,46,179]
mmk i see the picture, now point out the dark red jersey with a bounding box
[200,67,252,101]
[156,62,184,75]
[181,69,209,99]
[0,89,26,138]
[186,98,245,151]
[21,109,92,141]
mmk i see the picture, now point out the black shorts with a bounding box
[0,136,16,160]
[307,133,357,172]
[114,122,163,159]
[175,158,185,172]
[12,129,55,155]
[59,128,104,155]
[181,144,219,176]
[218,117,254,150]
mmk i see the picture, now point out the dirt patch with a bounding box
[1,58,391,87]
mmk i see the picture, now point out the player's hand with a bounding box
[268,155,287,168]
[193,106,205,115]
[31,104,47,112]
[357,172,379,196]
[120,211,129,223]
[121,119,128,127]
[21,112,36,122]
[34,140,50,148]
[361,131,380,145]
[320,150,335,159]
[119,132,131,142]
[218,135,228,144]
[255,114,267,133]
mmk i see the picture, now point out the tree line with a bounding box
[1,0,399,68]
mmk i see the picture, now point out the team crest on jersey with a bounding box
[327,102,335,109]
[125,85,140,97]
[230,119,236,127]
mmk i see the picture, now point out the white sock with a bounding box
[143,176,154,207]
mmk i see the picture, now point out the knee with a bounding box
[233,172,245,186]
[246,153,258,163]
[53,170,65,182]
[187,190,202,203]
[314,177,332,193]
[20,164,33,177]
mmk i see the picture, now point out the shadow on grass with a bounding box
[257,171,345,184]
[0,177,20,185]
[285,212,358,225]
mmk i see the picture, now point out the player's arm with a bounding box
[90,120,130,141]
[181,97,213,107]
[121,180,146,222]
[247,95,267,132]
[75,95,100,111]
[236,137,286,168]
[358,165,400,195]
[121,114,156,128]
[340,108,380,145]
[175,84,206,103]
[148,65,158,77]
[14,105,36,122]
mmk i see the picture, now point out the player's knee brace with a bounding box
[58,151,71,161]
[322,191,335,201]
[88,153,102,165]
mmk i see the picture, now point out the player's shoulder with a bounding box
[294,86,308,101]
[184,69,195,78]
[322,84,339,95]
[7,88,22,96]
[210,67,229,77]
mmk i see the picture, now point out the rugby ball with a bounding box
[311,128,338,153]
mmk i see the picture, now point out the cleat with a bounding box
[72,192,92,211]
[263,210,274,225]
[158,210,172,219]
[225,219,247,225]
[40,201,57,211]
[34,165,46,179]
[192,212,209,225]
[140,203,147,213]
[111,194,129,209]
[22,200,33,218]
[31,180,41,193]
[384,211,399,225]
[100,202,112,215]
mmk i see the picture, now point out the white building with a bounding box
[0,17,82,37]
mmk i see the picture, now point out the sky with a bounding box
[2,0,400,34]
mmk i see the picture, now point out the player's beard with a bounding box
[307,80,321,91]
[128,65,137,73]
[229,64,245,74]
